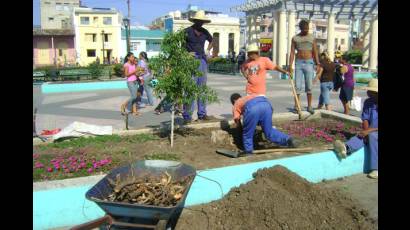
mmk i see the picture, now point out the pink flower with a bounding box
[64,169,70,173]
[34,162,44,169]
[47,167,53,172]
[87,168,93,173]
[33,153,39,159]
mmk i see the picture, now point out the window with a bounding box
[93,17,98,24]
[335,38,338,44]
[56,5,63,10]
[268,25,273,32]
[147,41,161,52]
[228,33,235,53]
[80,17,90,25]
[58,49,63,56]
[48,17,54,21]
[85,34,97,42]
[87,50,96,57]
[104,34,109,42]
[103,17,112,25]
[212,33,220,54]
[341,39,345,45]
[64,6,69,11]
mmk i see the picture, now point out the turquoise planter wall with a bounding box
[41,80,127,94]
[33,149,365,230]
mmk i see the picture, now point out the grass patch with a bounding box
[38,134,158,150]
[144,152,181,161]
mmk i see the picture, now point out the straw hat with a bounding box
[361,78,378,92]
[246,43,259,53]
[189,10,211,23]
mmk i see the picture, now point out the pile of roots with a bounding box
[106,171,193,207]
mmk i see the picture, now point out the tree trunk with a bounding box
[170,109,175,148]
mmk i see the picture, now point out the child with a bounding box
[241,44,290,96]
[333,79,378,179]
[338,54,355,115]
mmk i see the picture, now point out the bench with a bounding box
[208,63,237,75]
[59,69,91,81]
[33,71,47,81]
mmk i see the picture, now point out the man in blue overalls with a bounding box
[334,79,378,179]
[231,93,299,154]
[183,10,213,123]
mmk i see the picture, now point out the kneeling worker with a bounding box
[231,93,299,154]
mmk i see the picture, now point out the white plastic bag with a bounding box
[52,121,112,140]
[351,96,362,112]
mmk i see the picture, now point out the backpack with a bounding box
[333,63,344,92]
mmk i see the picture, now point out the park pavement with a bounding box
[33,72,366,132]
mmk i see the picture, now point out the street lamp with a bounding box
[101,30,105,64]
[123,18,130,53]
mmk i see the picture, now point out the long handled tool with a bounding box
[217,147,316,158]
[289,73,303,120]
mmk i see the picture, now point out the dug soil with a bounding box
[175,165,377,230]
[34,118,361,181]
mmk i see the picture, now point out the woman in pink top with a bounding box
[120,52,140,116]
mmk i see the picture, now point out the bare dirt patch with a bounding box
[175,165,377,230]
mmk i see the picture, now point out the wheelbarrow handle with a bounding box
[70,215,113,230]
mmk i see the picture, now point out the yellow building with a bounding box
[73,7,122,66]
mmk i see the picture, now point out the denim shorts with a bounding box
[295,59,315,94]
[339,86,354,102]
[319,81,334,105]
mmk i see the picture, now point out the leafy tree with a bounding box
[149,30,218,147]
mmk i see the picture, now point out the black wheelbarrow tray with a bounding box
[72,160,196,230]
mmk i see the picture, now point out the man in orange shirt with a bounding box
[231,93,299,154]
[241,44,290,96]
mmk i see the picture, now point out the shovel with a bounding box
[289,73,303,120]
[216,147,315,158]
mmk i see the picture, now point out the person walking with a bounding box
[314,52,336,111]
[338,54,355,115]
[138,51,155,106]
[182,10,213,123]
[120,52,140,116]
[288,19,320,114]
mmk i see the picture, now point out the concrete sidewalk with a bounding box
[34,73,366,132]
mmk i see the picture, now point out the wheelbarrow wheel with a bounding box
[155,219,168,230]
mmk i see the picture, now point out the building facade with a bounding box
[120,28,164,59]
[154,6,240,57]
[73,7,122,66]
[40,0,80,29]
[33,28,76,68]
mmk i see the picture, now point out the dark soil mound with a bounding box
[175,166,377,230]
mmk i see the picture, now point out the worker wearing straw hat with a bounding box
[182,10,213,123]
[334,78,378,179]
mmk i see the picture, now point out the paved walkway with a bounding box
[34,72,366,132]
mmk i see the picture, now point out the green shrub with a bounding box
[208,57,229,64]
[88,62,103,78]
[344,49,363,64]
[113,63,124,77]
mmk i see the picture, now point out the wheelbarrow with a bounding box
[71,160,196,230]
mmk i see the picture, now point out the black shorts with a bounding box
[339,86,354,102]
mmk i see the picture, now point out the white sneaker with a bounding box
[333,140,347,159]
[367,170,378,179]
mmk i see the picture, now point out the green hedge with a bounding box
[343,49,363,64]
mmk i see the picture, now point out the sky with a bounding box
[33,0,246,26]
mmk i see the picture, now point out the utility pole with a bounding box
[127,0,131,53]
